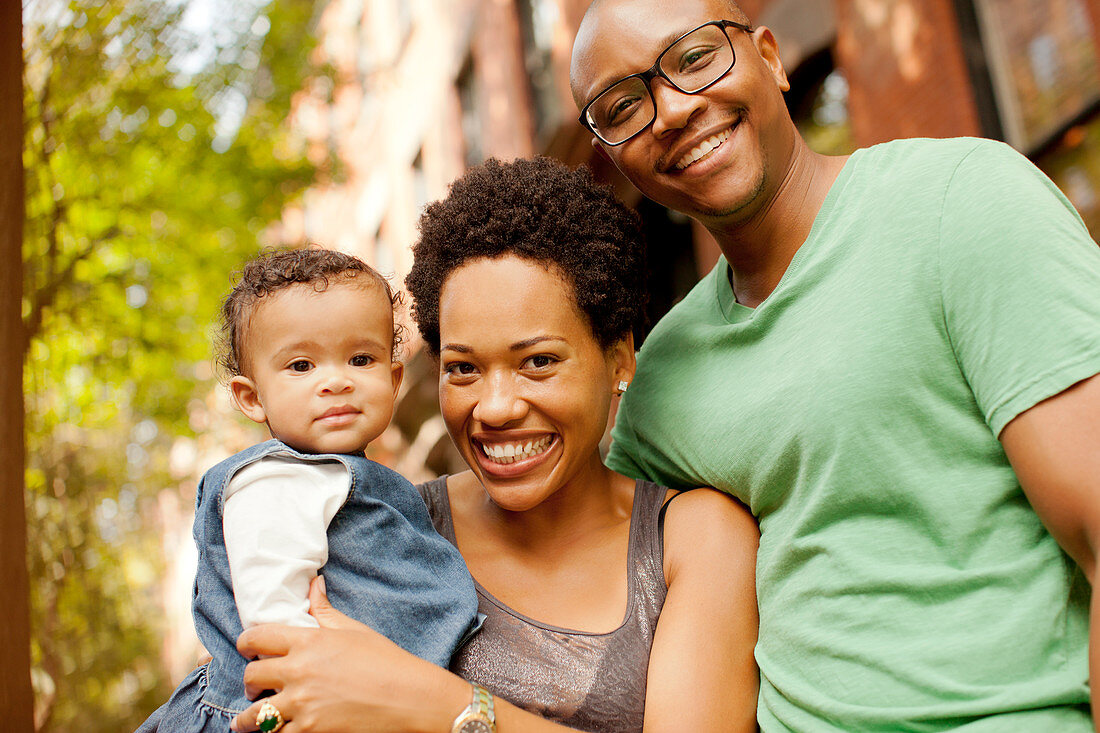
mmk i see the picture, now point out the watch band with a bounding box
[450,682,496,733]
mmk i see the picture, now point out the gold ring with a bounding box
[257,700,285,732]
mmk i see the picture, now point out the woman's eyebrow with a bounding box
[510,336,566,351]
[439,336,566,354]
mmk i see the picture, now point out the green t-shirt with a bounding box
[607,138,1100,732]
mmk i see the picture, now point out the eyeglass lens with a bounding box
[585,24,735,144]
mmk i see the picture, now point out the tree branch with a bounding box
[22,228,119,352]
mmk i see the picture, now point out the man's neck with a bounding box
[706,141,849,308]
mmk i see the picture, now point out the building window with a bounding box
[971,0,1100,152]
[412,149,428,215]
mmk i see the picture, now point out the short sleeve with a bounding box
[937,141,1100,436]
[606,396,697,488]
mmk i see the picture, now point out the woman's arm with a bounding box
[231,578,597,733]
[643,488,760,732]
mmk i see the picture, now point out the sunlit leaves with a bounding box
[23,0,318,729]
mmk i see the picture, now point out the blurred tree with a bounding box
[22,0,320,729]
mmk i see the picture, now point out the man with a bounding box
[570,0,1100,731]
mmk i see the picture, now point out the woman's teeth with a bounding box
[675,126,732,170]
[480,436,552,464]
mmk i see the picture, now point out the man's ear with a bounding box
[590,136,614,164]
[229,375,267,425]
[390,361,404,399]
[752,26,790,92]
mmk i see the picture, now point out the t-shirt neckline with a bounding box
[714,148,864,323]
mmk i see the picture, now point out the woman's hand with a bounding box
[230,576,469,733]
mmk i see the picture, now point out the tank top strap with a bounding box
[417,475,455,543]
[625,480,671,624]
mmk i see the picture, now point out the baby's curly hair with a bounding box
[217,247,403,378]
[407,157,648,355]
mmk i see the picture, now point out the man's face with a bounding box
[570,0,793,226]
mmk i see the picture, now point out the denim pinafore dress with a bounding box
[136,440,480,732]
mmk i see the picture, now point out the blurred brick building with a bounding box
[280,0,1100,475]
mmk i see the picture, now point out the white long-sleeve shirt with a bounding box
[221,455,349,629]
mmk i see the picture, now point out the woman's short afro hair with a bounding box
[406,157,648,355]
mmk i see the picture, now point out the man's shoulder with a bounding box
[840,137,1044,229]
[857,136,1020,177]
[863,135,1007,157]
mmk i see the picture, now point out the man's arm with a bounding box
[1000,372,1100,732]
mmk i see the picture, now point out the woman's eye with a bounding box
[350,354,373,367]
[524,354,558,370]
[443,362,477,377]
[289,360,312,372]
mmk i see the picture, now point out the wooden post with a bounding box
[0,3,34,730]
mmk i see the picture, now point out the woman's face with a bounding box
[437,255,634,511]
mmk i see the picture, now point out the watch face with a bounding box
[459,721,492,733]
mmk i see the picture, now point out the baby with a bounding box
[137,248,479,733]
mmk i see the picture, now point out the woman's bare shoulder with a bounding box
[663,487,755,529]
[661,488,758,579]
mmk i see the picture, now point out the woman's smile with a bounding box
[477,435,556,464]
[473,434,560,479]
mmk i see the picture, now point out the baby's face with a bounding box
[232,280,402,455]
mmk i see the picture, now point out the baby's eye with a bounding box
[523,354,558,370]
[350,354,373,367]
[289,360,312,372]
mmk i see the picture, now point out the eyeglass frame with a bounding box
[578,19,755,146]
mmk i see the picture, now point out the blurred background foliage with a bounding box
[22,0,318,729]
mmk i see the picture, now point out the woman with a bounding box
[230,158,759,732]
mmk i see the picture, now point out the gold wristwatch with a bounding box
[450,682,496,733]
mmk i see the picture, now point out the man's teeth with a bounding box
[675,127,732,170]
[481,436,552,464]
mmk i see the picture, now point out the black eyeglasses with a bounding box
[579,20,753,146]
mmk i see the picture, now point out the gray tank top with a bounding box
[417,477,671,733]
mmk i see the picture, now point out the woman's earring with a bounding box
[616,380,630,394]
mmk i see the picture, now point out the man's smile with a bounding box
[675,124,734,170]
